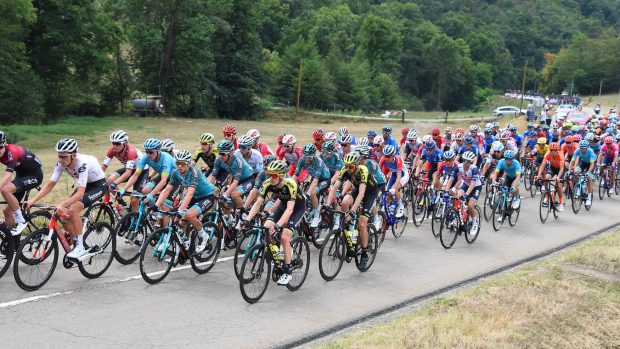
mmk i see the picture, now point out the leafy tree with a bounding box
[357,14,402,77]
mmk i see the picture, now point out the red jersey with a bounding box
[103,144,142,170]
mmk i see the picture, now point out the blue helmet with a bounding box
[382,145,397,156]
[217,139,234,153]
[464,136,474,145]
[143,138,162,150]
[528,131,538,137]
[382,125,392,133]
[585,132,595,141]
[367,130,377,138]
[606,127,614,134]
[504,150,516,160]
[424,139,436,149]
[579,140,589,148]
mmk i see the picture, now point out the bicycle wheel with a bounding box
[234,229,259,280]
[439,208,459,249]
[539,190,551,224]
[23,210,52,238]
[139,228,175,284]
[114,212,149,265]
[412,193,426,226]
[78,222,115,279]
[598,176,606,200]
[529,174,537,197]
[571,185,582,214]
[492,197,505,231]
[85,203,115,228]
[524,168,531,191]
[465,206,481,244]
[483,188,496,222]
[356,225,379,272]
[508,199,520,226]
[312,209,332,249]
[376,211,387,248]
[615,176,620,195]
[0,225,14,278]
[287,237,310,291]
[239,243,270,304]
[13,229,59,291]
[430,202,443,238]
[391,206,408,238]
[190,222,221,274]
[318,230,345,281]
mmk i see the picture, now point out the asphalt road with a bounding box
[1,189,618,348]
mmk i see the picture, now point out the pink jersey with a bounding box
[600,143,619,158]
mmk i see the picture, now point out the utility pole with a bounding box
[296,59,303,113]
[519,59,528,112]
[598,80,603,102]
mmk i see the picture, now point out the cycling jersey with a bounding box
[338,164,376,189]
[483,136,496,153]
[254,142,273,157]
[572,148,596,164]
[600,143,618,159]
[456,163,482,187]
[590,141,602,153]
[531,144,549,158]
[458,145,479,157]
[211,154,254,182]
[234,149,263,174]
[295,157,330,181]
[136,151,176,176]
[496,159,522,179]
[312,140,323,152]
[320,153,343,177]
[449,141,463,154]
[379,155,405,175]
[383,135,398,148]
[403,140,421,159]
[0,144,41,175]
[192,148,218,175]
[513,134,523,148]
[420,149,444,164]
[364,159,386,185]
[469,134,484,150]
[561,143,577,160]
[103,144,142,170]
[543,152,564,169]
[50,154,105,186]
[259,177,303,202]
[170,165,215,198]
[278,146,303,176]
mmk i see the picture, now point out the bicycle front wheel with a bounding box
[13,229,59,291]
[190,222,221,274]
[239,243,270,304]
[0,225,14,278]
[539,190,551,224]
[465,206,482,244]
[356,226,379,272]
[114,212,149,265]
[234,229,259,280]
[139,228,175,284]
[318,230,345,281]
[412,194,427,226]
[492,197,505,231]
[598,176,607,200]
[78,222,116,279]
[439,208,459,249]
[483,189,496,222]
[287,236,310,291]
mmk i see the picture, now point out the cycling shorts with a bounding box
[351,184,380,218]
[268,198,306,231]
[314,179,330,196]
[236,176,254,196]
[387,169,409,190]
[12,167,43,202]
[189,194,215,214]
[115,167,149,193]
[72,178,107,208]
[602,157,616,167]
[545,164,560,177]
[459,183,481,202]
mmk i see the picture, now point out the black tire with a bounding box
[13,229,59,291]
[571,186,582,214]
[311,209,332,249]
[539,190,551,224]
[375,211,387,248]
[598,176,606,200]
[85,203,115,228]
[234,229,260,280]
[529,174,537,197]
[524,168,532,191]
[0,225,14,278]
[355,226,379,272]
[78,222,116,279]
[391,206,407,238]
[412,194,426,226]
[318,230,345,281]
[430,201,444,238]
[190,222,221,274]
[23,210,52,238]
[114,212,149,265]
[465,206,481,244]
[492,197,505,231]
[439,208,459,249]
[483,188,497,222]
[508,198,520,227]
[286,237,310,291]
[239,243,270,304]
[139,228,175,284]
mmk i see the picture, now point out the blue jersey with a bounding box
[496,159,522,179]
[295,157,331,181]
[572,148,596,164]
[420,149,444,164]
[320,153,343,177]
[365,159,386,185]
[170,166,214,199]
[513,134,523,148]
[483,136,496,153]
[384,136,398,149]
[458,145,479,156]
[589,141,601,153]
[211,155,254,181]
[136,151,176,176]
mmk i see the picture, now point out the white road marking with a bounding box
[0,291,73,309]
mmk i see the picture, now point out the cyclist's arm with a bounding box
[245,196,265,221]
[155,183,174,207]
[59,186,86,210]
[114,168,134,186]
[537,159,547,177]
[150,173,169,196]
[178,186,195,212]
[27,180,56,207]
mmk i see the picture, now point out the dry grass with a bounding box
[321,230,620,349]
[561,231,620,273]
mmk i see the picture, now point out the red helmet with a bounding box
[401,127,409,135]
[313,129,325,141]
[538,132,546,138]
[549,142,560,151]
[277,134,285,144]
[604,136,614,144]
[455,128,465,135]
[601,119,610,126]
[431,128,440,136]
[564,135,574,143]
[223,124,236,134]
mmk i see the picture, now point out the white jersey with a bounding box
[234,148,263,174]
[50,154,105,187]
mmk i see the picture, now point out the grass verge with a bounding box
[321,229,620,349]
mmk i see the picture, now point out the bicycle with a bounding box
[113,192,159,264]
[318,208,379,281]
[539,178,561,223]
[298,190,331,249]
[491,183,520,231]
[570,173,592,213]
[13,204,116,291]
[233,210,269,280]
[411,173,431,226]
[483,179,499,222]
[238,227,310,304]
[430,189,448,238]
[203,196,240,251]
[598,164,614,200]
[379,190,408,240]
[439,194,481,249]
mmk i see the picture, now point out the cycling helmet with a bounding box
[325,132,337,141]
[374,135,384,145]
[491,141,504,152]
[358,137,369,146]
[585,133,595,141]
[563,130,573,136]
[462,151,476,162]
[338,126,349,136]
[200,133,215,144]
[56,138,78,153]
[282,134,296,145]
[222,124,236,134]
[504,150,516,160]
[604,136,614,144]
[549,142,560,151]
[424,139,436,149]
[143,138,161,150]
[401,127,410,134]
[445,127,453,134]
[322,140,336,153]
[571,125,580,132]
[247,129,260,140]
[431,128,440,136]
[551,122,558,129]
[217,139,234,154]
[444,150,455,159]
[0,131,5,144]
[499,132,510,140]
[601,119,610,126]
[343,151,360,165]
[266,160,287,175]
[407,130,418,140]
[564,135,574,143]
[110,130,128,143]
[313,129,325,141]
[606,127,614,134]
[382,145,397,156]
[527,130,537,137]
[484,127,491,134]
[527,123,534,129]
[455,128,465,135]
[302,143,317,157]
[238,135,254,147]
[277,134,285,144]
[382,125,392,133]
[161,139,175,152]
[537,137,547,144]
[174,150,192,163]
[574,134,583,142]
[542,125,550,131]
[339,134,352,144]
[492,122,500,127]
[509,125,517,132]
[579,140,589,148]
[469,124,479,132]
[356,145,370,156]
[263,155,277,166]
[367,130,378,138]
[464,136,474,145]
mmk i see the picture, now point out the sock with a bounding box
[283,263,291,275]
[14,209,25,223]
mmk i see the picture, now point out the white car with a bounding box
[492,106,526,117]
[554,104,575,120]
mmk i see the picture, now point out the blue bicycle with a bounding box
[491,183,520,231]
[571,173,592,213]
[114,192,157,264]
[378,191,408,244]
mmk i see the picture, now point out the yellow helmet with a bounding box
[537,137,547,145]
[343,151,360,165]
[199,133,215,144]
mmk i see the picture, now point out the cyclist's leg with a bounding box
[467,185,481,217]
[106,168,124,185]
[243,188,259,211]
[68,179,106,254]
[3,170,43,229]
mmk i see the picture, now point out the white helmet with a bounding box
[422,135,432,143]
[110,130,128,143]
[407,129,419,140]
[246,129,260,140]
[462,151,476,162]
[374,135,384,145]
[238,134,254,147]
[282,134,296,145]
[174,150,192,162]
[56,138,78,153]
[161,139,175,152]
[325,132,337,141]
[338,126,349,137]
[358,137,369,146]
[491,141,504,152]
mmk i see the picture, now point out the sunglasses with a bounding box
[445,158,454,162]
[145,150,156,155]
[58,154,70,159]
[285,145,293,149]
[347,164,356,170]
[341,143,350,147]
[408,139,416,143]
[269,173,280,180]
[239,145,250,150]
[112,142,123,146]
[176,161,188,166]
[224,133,235,137]
[0,145,5,149]
[219,153,228,157]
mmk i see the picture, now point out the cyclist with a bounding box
[509,125,522,149]
[491,149,522,212]
[483,128,496,154]
[27,139,106,259]
[160,139,177,157]
[320,140,343,184]
[357,145,386,230]
[222,124,238,150]
[382,125,398,148]
[449,132,465,154]
[191,133,218,176]
[235,135,263,176]
[570,140,596,206]
[586,132,601,156]
[370,136,384,163]
[293,144,331,228]
[242,155,279,213]
[312,129,325,152]
[456,136,480,165]
[326,152,378,269]
[379,145,408,218]
[468,125,484,154]
[561,135,577,168]
[443,127,453,151]
[399,127,409,146]
[246,129,273,157]
[366,130,378,147]
[415,139,444,181]
[445,151,483,232]
[536,142,565,212]
[208,140,254,208]
[153,150,215,253]
[521,130,538,159]
[278,134,305,179]
[438,150,458,191]
[102,130,149,197]
[531,137,549,171]
[597,136,618,195]
[0,131,43,235]
[243,160,306,285]
[431,128,446,150]
[403,129,421,162]
[338,126,357,145]
[339,134,355,155]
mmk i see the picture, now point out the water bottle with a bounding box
[344,229,353,248]
[350,225,359,245]
[115,203,125,218]
[276,247,284,261]
[269,244,279,259]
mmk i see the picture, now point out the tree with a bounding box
[357,14,402,77]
